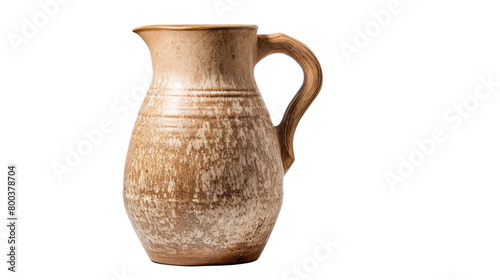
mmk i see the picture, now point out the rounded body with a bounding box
[124,26,284,265]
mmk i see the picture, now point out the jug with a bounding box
[123,24,322,265]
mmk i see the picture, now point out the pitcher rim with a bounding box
[133,24,258,32]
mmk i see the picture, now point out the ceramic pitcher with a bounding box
[123,24,322,265]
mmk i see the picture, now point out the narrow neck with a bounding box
[135,28,259,91]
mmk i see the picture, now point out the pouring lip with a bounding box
[133,24,258,32]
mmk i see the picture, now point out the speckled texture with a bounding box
[124,25,322,265]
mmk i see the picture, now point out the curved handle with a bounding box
[256,33,323,173]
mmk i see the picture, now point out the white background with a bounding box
[1,0,500,279]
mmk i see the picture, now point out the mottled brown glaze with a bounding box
[123,24,322,266]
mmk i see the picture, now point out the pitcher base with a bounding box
[148,248,264,266]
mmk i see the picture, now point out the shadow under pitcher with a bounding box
[123,24,323,266]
